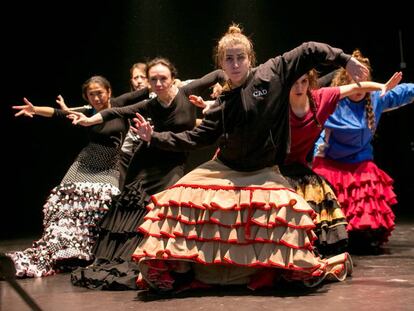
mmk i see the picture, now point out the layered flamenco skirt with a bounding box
[71,162,185,290]
[313,157,396,247]
[132,160,352,291]
[70,182,148,289]
[280,164,348,257]
[8,143,120,277]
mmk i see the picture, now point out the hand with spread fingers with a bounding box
[132,112,153,142]
[12,97,36,118]
[346,56,370,85]
[380,71,403,96]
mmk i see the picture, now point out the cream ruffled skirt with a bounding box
[132,160,351,290]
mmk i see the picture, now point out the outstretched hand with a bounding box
[131,113,153,142]
[188,95,217,114]
[55,95,69,110]
[12,97,35,118]
[381,71,403,96]
[346,57,370,85]
[66,111,89,126]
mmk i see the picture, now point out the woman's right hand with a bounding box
[12,97,36,118]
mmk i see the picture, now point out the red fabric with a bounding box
[313,157,396,243]
[286,87,340,165]
[248,269,279,290]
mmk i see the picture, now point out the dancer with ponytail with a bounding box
[130,24,370,293]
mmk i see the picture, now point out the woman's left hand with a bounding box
[381,71,403,96]
[189,95,217,114]
[132,113,153,142]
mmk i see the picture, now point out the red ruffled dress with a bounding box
[311,84,414,246]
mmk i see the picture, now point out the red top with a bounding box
[285,87,340,165]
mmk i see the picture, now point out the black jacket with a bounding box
[150,42,351,171]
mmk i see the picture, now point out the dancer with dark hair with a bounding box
[9,75,148,277]
[68,57,226,289]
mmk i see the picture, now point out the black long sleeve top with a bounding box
[147,42,352,171]
[98,69,226,166]
[53,88,150,148]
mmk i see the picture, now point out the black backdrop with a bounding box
[1,0,413,238]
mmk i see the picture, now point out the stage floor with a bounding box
[1,219,414,311]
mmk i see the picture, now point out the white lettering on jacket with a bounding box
[253,89,268,97]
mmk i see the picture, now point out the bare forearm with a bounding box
[357,81,383,92]
[33,106,55,117]
[80,113,103,126]
[339,82,383,99]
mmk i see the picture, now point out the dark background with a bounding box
[1,1,413,238]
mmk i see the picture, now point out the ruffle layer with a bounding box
[91,179,148,260]
[71,260,141,290]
